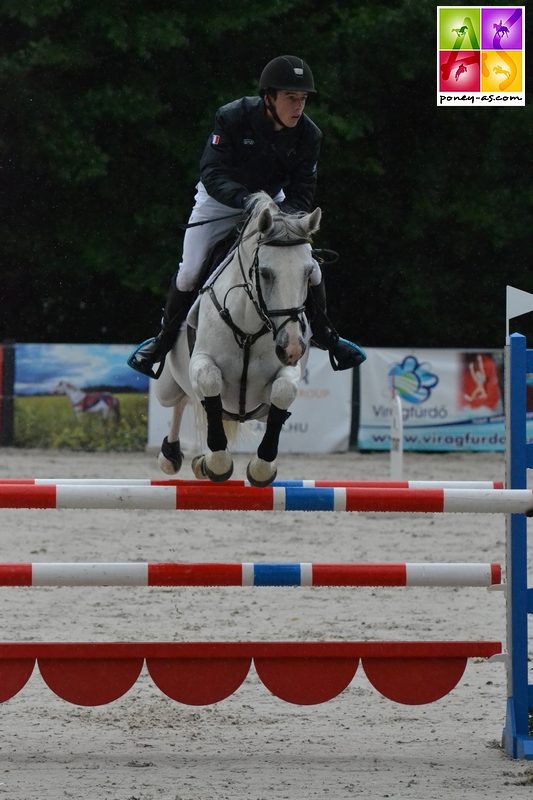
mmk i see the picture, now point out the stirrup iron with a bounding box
[328,336,367,372]
[127,338,167,380]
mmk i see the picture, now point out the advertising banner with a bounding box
[358,348,508,452]
[148,347,353,454]
[13,343,148,450]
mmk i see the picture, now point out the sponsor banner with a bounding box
[12,343,148,451]
[148,348,352,454]
[358,348,513,452]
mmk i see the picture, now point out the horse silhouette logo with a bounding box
[55,380,120,422]
[493,20,510,39]
[494,65,511,80]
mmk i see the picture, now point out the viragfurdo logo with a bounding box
[437,6,525,106]
[388,356,439,404]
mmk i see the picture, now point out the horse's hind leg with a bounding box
[157,397,187,475]
[155,366,187,475]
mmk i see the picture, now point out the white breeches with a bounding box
[175,182,321,291]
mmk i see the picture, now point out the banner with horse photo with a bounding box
[13,344,149,451]
[357,347,520,452]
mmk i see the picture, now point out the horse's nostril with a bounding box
[275,344,288,363]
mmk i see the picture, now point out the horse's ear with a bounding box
[307,207,322,234]
[257,207,273,234]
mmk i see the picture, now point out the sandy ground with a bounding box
[0,447,531,799]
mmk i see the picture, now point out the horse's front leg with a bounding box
[246,368,298,487]
[190,353,233,482]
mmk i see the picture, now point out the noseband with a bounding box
[202,219,311,349]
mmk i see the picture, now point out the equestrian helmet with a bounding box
[259,55,316,94]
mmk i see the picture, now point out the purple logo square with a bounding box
[481,7,523,49]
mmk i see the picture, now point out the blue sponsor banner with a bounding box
[357,347,533,452]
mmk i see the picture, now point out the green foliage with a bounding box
[1,0,532,347]
[14,394,147,451]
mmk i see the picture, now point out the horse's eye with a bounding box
[259,266,274,282]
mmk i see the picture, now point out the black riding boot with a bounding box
[128,279,196,379]
[307,280,366,371]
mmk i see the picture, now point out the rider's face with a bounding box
[268,91,307,129]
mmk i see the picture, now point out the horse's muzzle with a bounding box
[275,329,306,366]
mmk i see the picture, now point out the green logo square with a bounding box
[439,7,481,50]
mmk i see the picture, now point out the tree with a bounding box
[1,0,531,346]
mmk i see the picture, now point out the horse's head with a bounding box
[245,192,321,367]
[54,380,76,395]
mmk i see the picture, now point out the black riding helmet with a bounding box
[259,55,316,95]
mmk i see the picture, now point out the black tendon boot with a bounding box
[128,279,196,379]
[307,280,366,371]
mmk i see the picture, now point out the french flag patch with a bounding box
[211,134,220,145]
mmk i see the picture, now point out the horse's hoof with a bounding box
[246,457,277,487]
[191,455,208,480]
[158,436,184,475]
[205,450,234,482]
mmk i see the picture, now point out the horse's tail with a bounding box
[222,419,238,444]
[191,405,239,449]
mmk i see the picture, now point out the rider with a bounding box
[129,55,366,379]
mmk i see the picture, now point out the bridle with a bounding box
[199,213,311,421]
[201,215,311,350]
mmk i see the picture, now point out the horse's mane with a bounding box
[245,191,316,242]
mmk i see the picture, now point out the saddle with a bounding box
[186,231,239,347]
[200,231,239,285]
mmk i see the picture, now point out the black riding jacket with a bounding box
[199,96,322,212]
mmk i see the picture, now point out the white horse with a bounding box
[55,380,120,422]
[155,191,321,486]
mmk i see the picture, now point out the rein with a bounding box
[179,211,244,230]
[200,214,311,421]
